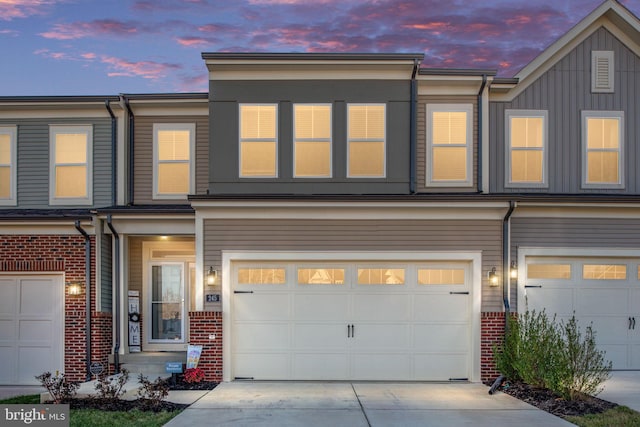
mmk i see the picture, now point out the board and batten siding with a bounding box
[203,218,503,311]
[490,27,640,194]
[510,217,640,311]
[133,116,209,204]
[416,96,477,192]
[0,118,112,208]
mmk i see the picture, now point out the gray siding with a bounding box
[209,80,411,194]
[417,96,477,192]
[100,226,112,312]
[0,118,113,208]
[510,217,640,311]
[490,27,640,193]
[203,218,503,311]
[133,116,209,204]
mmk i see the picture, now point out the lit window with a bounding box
[583,264,626,280]
[426,104,472,186]
[582,111,624,188]
[294,104,331,177]
[49,125,92,205]
[347,104,385,177]
[506,110,547,187]
[153,123,195,199]
[0,126,16,206]
[240,104,277,177]
[418,268,465,285]
[357,268,405,285]
[238,268,286,285]
[527,264,571,279]
[298,268,345,285]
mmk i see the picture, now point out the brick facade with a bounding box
[188,311,223,381]
[0,234,112,382]
[481,311,506,384]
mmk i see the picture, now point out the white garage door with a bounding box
[522,257,640,369]
[231,261,472,381]
[0,275,64,385]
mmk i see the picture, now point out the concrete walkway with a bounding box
[164,382,575,427]
[599,371,640,412]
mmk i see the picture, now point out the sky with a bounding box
[1,0,640,96]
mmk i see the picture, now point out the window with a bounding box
[238,268,286,285]
[418,268,465,285]
[592,51,614,93]
[294,104,331,177]
[527,264,571,280]
[49,125,92,205]
[239,104,277,177]
[582,111,624,188]
[153,123,195,199]
[426,104,473,186]
[357,268,405,285]
[347,104,385,177]
[505,110,547,187]
[0,126,16,206]
[583,264,626,280]
[298,268,345,285]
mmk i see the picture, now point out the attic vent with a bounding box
[592,51,614,93]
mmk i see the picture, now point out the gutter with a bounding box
[106,215,121,373]
[122,96,135,206]
[477,74,487,193]
[502,201,516,328]
[105,100,117,206]
[74,221,92,382]
[409,59,419,194]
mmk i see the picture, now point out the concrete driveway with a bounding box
[599,371,640,412]
[164,382,574,427]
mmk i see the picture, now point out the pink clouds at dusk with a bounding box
[1,0,640,95]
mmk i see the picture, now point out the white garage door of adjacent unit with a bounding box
[0,275,64,385]
[523,258,640,370]
[232,262,472,381]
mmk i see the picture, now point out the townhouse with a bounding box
[0,0,639,385]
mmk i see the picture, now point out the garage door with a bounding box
[522,258,640,369]
[231,261,472,381]
[0,275,64,385]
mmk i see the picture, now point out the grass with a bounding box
[566,406,640,427]
[1,395,182,427]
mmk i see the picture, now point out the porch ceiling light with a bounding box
[68,283,82,296]
[207,267,219,285]
[488,267,498,287]
[510,261,518,279]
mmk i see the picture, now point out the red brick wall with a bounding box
[481,311,507,384]
[188,311,222,381]
[0,234,112,383]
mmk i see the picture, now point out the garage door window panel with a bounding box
[527,264,572,280]
[583,264,626,280]
[238,268,286,285]
[418,268,465,285]
[357,268,405,285]
[298,268,345,285]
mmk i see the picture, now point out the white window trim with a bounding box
[293,103,333,178]
[592,50,614,93]
[581,110,624,189]
[505,109,548,188]
[347,103,386,178]
[239,103,278,178]
[49,125,93,206]
[0,126,17,206]
[426,103,473,187]
[152,123,196,200]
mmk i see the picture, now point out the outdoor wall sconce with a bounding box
[488,267,498,286]
[207,267,219,285]
[68,283,82,296]
[510,261,518,279]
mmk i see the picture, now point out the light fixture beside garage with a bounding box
[488,267,498,286]
[510,261,518,279]
[207,267,219,285]
[67,282,82,296]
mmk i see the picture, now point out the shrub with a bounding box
[93,369,129,400]
[136,374,169,410]
[35,371,79,404]
[183,368,205,384]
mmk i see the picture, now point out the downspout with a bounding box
[123,96,135,206]
[409,59,419,194]
[106,215,121,373]
[105,100,117,207]
[477,74,487,193]
[502,201,516,328]
[74,221,92,382]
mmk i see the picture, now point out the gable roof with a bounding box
[492,0,640,100]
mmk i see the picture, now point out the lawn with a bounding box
[566,406,640,427]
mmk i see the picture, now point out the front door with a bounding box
[148,262,185,348]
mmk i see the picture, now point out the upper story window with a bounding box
[49,125,92,205]
[426,104,473,187]
[347,104,385,178]
[239,104,278,177]
[294,104,332,178]
[505,110,547,187]
[0,126,17,206]
[582,111,624,189]
[153,123,195,199]
[592,51,614,93]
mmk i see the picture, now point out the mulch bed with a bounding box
[497,380,618,418]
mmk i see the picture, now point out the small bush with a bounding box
[35,371,79,404]
[183,368,205,384]
[93,369,129,400]
[136,374,169,410]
